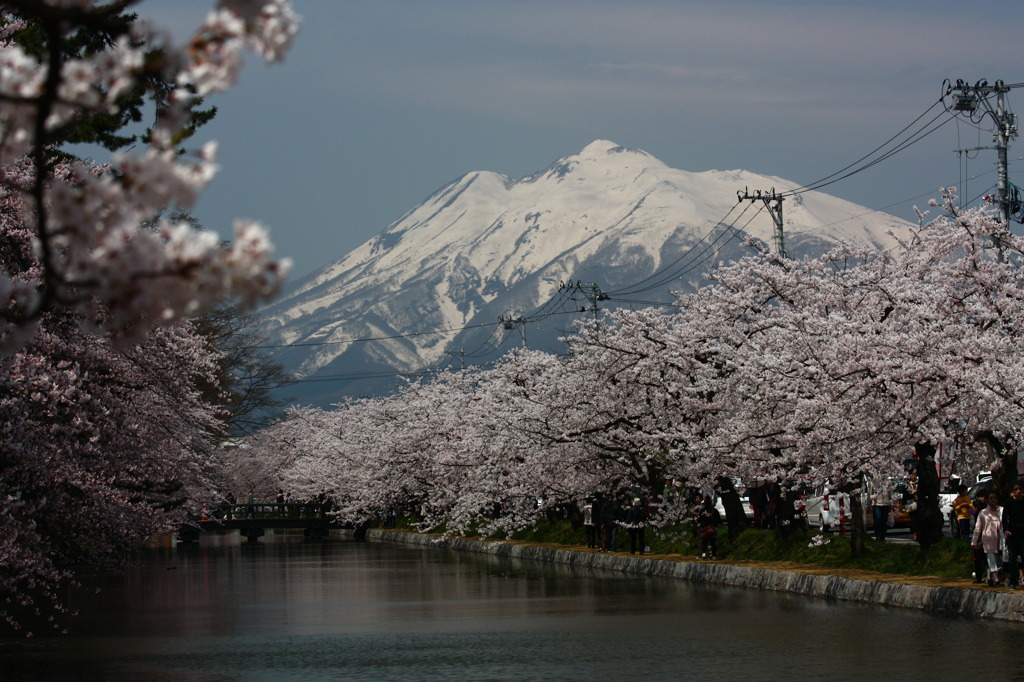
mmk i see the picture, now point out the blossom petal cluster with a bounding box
[0,0,299,354]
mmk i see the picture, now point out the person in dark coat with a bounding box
[695,494,721,559]
[626,498,646,555]
[1002,482,1024,589]
[757,481,781,530]
[600,496,620,552]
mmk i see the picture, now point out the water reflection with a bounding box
[2,533,1022,681]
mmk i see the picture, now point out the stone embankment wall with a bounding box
[366,529,1024,622]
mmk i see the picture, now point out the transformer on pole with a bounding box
[560,280,609,321]
[499,314,527,348]
[738,187,787,258]
[945,79,1020,228]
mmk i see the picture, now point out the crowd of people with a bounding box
[581,494,648,554]
[965,481,1024,588]
[580,492,723,558]
[209,491,334,521]
[576,475,1024,588]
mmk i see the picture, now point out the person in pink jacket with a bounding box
[972,491,1004,586]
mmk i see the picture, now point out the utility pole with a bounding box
[737,187,786,257]
[499,314,527,348]
[560,280,608,320]
[945,79,1020,228]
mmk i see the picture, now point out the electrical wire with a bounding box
[605,296,683,308]
[463,325,513,359]
[773,98,945,199]
[258,320,498,349]
[784,108,955,198]
[607,201,748,297]
[524,283,583,324]
[611,202,764,297]
[583,99,961,302]
[257,272,580,357]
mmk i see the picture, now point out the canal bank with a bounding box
[367,528,1024,622]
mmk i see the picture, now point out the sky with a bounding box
[139,0,1023,280]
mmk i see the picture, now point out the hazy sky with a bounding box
[141,0,1023,280]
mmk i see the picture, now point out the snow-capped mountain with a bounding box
[262,140,912,404]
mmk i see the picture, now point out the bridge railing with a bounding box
[204,502,331,521]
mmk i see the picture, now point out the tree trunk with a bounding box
[976,430,1019,500]
[776,491,796,540]
[848,484,865,557]
[914,442,944,552]
[716,477,746,540]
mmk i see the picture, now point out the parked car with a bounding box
[946,477,994,538]
[803,490,854,532]
[712,477,755,524]
[802,489,876,532]
[803,480,914,532]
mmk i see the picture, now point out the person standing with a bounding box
[1002,482,1024,590]
[870,481,893,542]
[952,484,973,540]
[971,493,988,583]
[582,498,596,549]
[601,495,620,552]
[695,494,721,560]
[972,491,1004,587]
[626,498,646,555]
[905,473,920,542]
[758,481,781,530]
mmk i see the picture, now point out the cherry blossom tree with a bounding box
[0,0,298,354]
[0,316,225,634]
[686,195,1024,551]
[0,0,300,635]
[435,350,602,536]
[242,194,1024,560]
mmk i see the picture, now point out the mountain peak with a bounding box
[579,139,624,154]
[262,143,915,404]
[570,139,658,165]
[537,140,666,183]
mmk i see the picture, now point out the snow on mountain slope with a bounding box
[260,140,913,402]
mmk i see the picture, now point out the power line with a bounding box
[258,321,497,349]
[608,201,750,297]
[611,202,765,297]
[605,296,684,308]
[780,98,952,198]
[258,274,582,356]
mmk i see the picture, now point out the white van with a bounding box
[802,479,918,532]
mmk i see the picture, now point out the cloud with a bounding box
[137,0,1022,278]
[312,0,1016,131]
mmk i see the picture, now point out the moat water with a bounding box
[1,533,1021,681]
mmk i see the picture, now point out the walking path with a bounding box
[367,529,1024,622]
